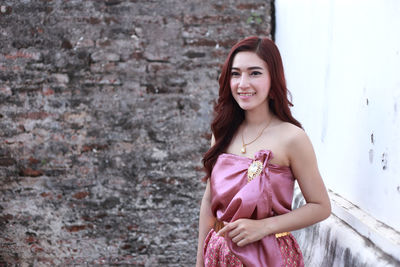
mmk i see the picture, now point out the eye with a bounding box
[250,71,262,76]
[231,71,240,77]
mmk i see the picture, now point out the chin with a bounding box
[238,100,268,111]
[238,104,254,111]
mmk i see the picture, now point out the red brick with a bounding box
[20,112,50,120]
[4,51,34,60]
[30,244,44,253]
[64,225,87,232]
[25,236,38,245]
[121,244,131,250]
[88,17,101,24]
[236,3,263,9]
[29,157,40,165]
[20,167,43,177]
[213,4,225,11]
[42,87,55,96]
[104,16,119,25]
[73,191,89,199]
[1,214,13,220]
[183,15,239,25]
[96,213,107,219]
[0,157,16,166]
[40,192,53,198]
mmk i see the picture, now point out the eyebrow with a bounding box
[231,66,264,71]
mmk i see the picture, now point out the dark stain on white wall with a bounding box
[381,152,388,170]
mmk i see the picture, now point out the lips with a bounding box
[238,92,256,97]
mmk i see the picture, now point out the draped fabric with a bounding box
[208,150,296,267]
[203,229,304,267]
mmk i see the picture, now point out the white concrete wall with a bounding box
[292,187,399,266]
[275,0,400,232]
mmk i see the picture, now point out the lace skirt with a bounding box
[203,229,304,267]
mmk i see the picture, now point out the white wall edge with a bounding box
[329,190,400,262]
[293,185,400,266]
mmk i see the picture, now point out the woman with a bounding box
[196,37,331,267]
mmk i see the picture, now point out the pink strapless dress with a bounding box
[203,150,304,267]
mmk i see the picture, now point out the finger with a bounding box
[217,222,231,236]
[236,238,249,247]
[228,226,242,238]
[231,232,246,244]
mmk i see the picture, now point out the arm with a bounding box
[196,135,217,266]
[218,129,331,246]
[196,179,215,266]
[262,129,331,234]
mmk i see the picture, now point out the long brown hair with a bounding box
[202,36,302,180]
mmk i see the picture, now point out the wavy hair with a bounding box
[202,36,302,180]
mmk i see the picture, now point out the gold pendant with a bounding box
[241,146,246,154]
[247,160,263,183]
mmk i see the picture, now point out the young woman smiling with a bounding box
[196,37,331,267]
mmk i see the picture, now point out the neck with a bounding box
[244,104,273,127]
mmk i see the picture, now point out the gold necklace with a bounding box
[241,119,272,154]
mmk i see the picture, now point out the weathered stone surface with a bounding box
[0,0,272,265]
[292,188,400,267]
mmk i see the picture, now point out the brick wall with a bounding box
[0,1,272,265]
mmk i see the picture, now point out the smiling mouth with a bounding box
[238,92,256,96]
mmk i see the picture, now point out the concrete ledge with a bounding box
[292,186,400,267]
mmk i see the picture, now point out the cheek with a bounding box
[259,80,271,93]
[230,81,237,94]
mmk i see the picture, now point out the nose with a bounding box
[238,73,250,89]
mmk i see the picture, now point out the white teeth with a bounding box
[239,92,255,96]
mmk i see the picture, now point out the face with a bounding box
[230,51,271,112]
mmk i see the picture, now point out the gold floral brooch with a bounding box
[247,160,263,183]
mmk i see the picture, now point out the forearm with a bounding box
[262,201,331,236]
[196,181,215,266]
[196,212,214,266]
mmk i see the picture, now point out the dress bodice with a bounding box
[210,149,296,266]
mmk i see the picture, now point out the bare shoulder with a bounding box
[275,123,318,167]
[263,121,308,166]
[272,121,307,145]
[274,122,313,157]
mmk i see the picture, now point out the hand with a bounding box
[217,218,267,247]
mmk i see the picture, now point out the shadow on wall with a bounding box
[292,187,400,267]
